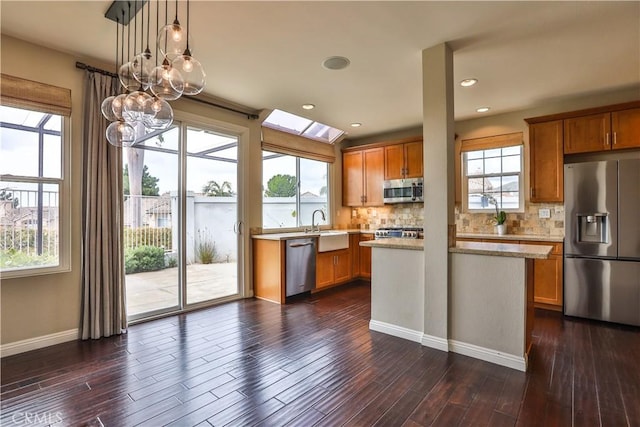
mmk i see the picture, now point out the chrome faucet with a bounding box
[311,209,326,232]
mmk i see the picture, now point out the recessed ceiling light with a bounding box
[460,78,478,87]
[350,123,362,127]
[302,104,315,110]
[476,107,490,113]
[322,56,351,70]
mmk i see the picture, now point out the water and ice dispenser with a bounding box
[576,213,609,244]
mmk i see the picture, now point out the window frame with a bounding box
[0,107,71,279]
[261,151,332,231]
[462,144,524,214]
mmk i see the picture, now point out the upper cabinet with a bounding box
[563,105,640,154]
[342,147,384,207]
[384,139,423,179]
[611,108,640,150]
[530,120,564,202]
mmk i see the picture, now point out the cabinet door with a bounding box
[404,141,424,178]
[526,241,563,309]
[384,144,405,180]
[350,234,361,277]
[564,113,611,154]
[316,252,335,289]
[612,108,640,150]
[530,120,564,202]
[359,235,374,279]
[363,148,384,206]
[342,151,364,206]
[334,250,352,284]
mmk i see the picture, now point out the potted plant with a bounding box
[484,194,507,235]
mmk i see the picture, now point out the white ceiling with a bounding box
[2,1,639,139]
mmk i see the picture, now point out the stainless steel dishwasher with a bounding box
[285,238,316,296]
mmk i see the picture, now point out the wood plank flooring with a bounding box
[2,281,639,426]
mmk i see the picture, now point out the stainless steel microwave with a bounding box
[383,178,424,204]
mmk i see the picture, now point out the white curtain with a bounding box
[80,71,127,339]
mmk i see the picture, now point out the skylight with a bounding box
[262,109,344,144]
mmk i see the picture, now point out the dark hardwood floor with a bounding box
[2,281,639,426]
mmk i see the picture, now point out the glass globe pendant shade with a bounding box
[111,93,128,120]
[131,51,154,89]
[149,64,184,101]
[101,96,117,121]
[172,53,206,95]
[118,61,139,92]
[157,22,192,61]
[142,97,174,130]
[123,90,153,123]
[106,120,136,147]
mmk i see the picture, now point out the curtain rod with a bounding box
[75,61,260,120]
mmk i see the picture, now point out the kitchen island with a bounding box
[360,239,553,371]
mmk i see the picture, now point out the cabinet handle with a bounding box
[613,132,617,145]
[531,188,535,198]
[605,132,610,146]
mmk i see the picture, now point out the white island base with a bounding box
[362,239,547,372]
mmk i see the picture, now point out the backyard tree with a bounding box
[0,189,19,208]
[123,165,160,196]
[126,146,145,228]
[202,180,235,197]
[264,174,297,197]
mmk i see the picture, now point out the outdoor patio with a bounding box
[125,262,238,316]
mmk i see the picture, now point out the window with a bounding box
[464,145,523,211]
[1,105,67,275]
[262,109,344,143]
[262,151,329,229]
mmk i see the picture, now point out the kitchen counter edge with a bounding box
[456,233,564,243]
[449,241,552,259]
[252,229,374,240]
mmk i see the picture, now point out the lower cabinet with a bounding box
[316,248,351,289]
[359,234,374,279]
[526,241,564,310]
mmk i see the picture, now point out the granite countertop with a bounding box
[359,238,424,251]
[449,241,553,259]
[252,228,374,240]
[456,233,564,243]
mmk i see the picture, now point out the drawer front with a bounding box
[523,241,563,255]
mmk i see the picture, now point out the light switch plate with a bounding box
[539,208,551,219]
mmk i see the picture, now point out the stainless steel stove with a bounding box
[374,227,423,239]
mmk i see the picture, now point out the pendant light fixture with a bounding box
[172,0,205,95]
[102,0,205,146]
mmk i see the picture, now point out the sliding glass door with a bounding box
[124,121,241,320]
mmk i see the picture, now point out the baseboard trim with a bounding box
[1,329,79,358]
[421,333,449,352]
[369,320,423,343]
[448,339,527,372]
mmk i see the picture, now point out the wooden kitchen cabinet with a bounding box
[342,147,384,207]
[359,234,374,279]
[564,113,611,154]
[384,139,423,180]
[611,108,640,150]
[564,107,640,154]
[527,241,564,311]
[253,239,286,304]
[529,120,564,203]
[316,248,352,289]
[350,233,361,277]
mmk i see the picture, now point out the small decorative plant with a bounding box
[484,194,506,225]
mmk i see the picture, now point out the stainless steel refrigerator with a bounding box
[564,159,640,326]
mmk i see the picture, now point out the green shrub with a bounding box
[0,248,57,269]
[196,229,217,264]
[125,245,165,274]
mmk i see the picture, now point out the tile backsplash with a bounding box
[347,202,564,237]
[348,204,424,229]
[455,202,565,237]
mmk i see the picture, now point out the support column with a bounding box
[422,43,455,350]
